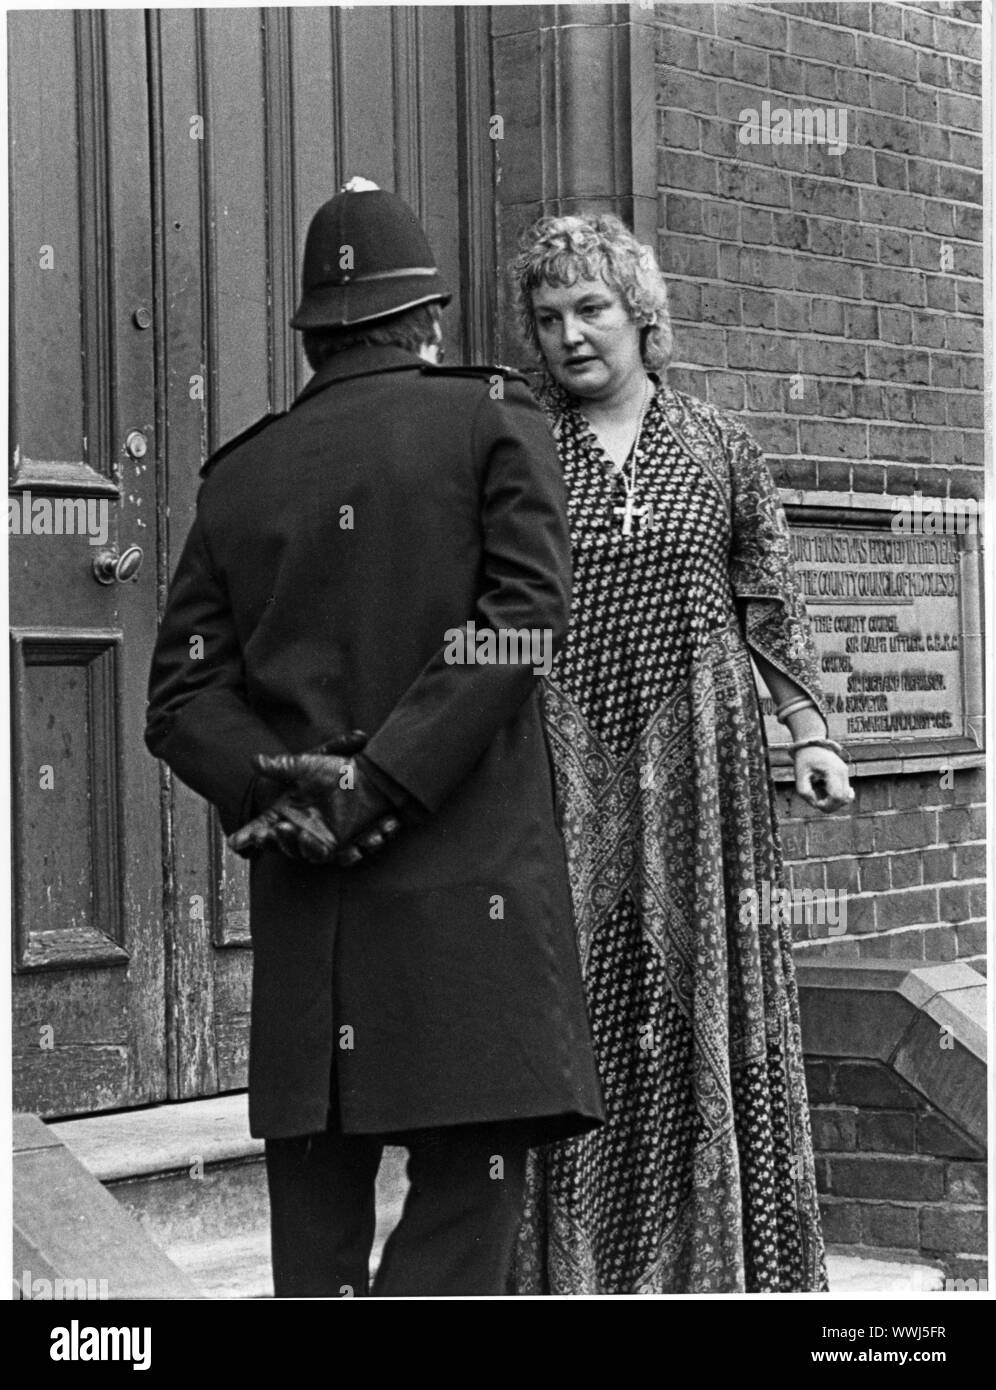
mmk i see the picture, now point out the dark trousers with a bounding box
[265,1119,529,1297]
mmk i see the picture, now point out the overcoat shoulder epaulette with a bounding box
[419,362,529,386]
[200,412,285,477]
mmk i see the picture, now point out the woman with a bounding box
[509,214,853,1294]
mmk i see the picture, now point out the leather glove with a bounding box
[228,732,402,866]
[250,752,401,863]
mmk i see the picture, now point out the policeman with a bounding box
[145,180,603,1298]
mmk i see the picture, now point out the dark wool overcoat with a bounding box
[146,343,604,1142]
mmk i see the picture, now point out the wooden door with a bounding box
[9,9,166,1115]
[153,6,497,1099]
[9,6,497,1114]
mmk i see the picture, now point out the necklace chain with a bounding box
[610,378,653,536]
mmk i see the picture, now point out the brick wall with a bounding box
[776,767,986,970]
[655,1,985,969]
[808,1055,987,1281]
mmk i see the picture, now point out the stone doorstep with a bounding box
[48,1093,409,1298]
[49,1094,270,1288]
[49,1093,264,1182]
[51,1092,409,1222]
[44,1096,965,1299]
[109,1155,270,1252]
[168,1199,406,1300]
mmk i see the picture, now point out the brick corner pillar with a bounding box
[491,3,658,361]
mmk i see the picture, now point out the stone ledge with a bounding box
[797,958,986,1145]
[50,1093,262,1182]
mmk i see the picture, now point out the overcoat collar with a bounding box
[293,343,425,408]
[200,345,426,476]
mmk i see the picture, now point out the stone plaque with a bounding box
[761,506,984,767]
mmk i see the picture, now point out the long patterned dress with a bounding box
[512,379,828,1293]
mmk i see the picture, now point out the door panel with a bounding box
[9,9,166,1115]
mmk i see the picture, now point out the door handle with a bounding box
[92,544,144,585]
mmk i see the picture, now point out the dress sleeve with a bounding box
[726,420,827,721]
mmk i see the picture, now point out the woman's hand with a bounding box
[794,746,854,814]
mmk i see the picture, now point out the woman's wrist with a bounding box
[785,705,827,742]
[790,735,847,760]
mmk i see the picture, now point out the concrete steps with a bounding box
[161,1171,408,1299]
[50,1093,408,1300]
[49,1095,952,1298]
[158,1169,412,1302]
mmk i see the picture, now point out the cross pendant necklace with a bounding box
[613,492,647,537]
[609,378,653,537]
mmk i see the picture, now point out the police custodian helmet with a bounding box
[290,177,451,330]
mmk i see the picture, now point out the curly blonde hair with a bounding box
[511,213,673,372]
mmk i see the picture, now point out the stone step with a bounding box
[50,1093,409,1299]
[166,1191,409,1301]
[50,1098,954,1299]
[163,1161,408,1298]
[115,1157,406,1299]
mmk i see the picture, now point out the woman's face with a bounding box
[531,276,645,400]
